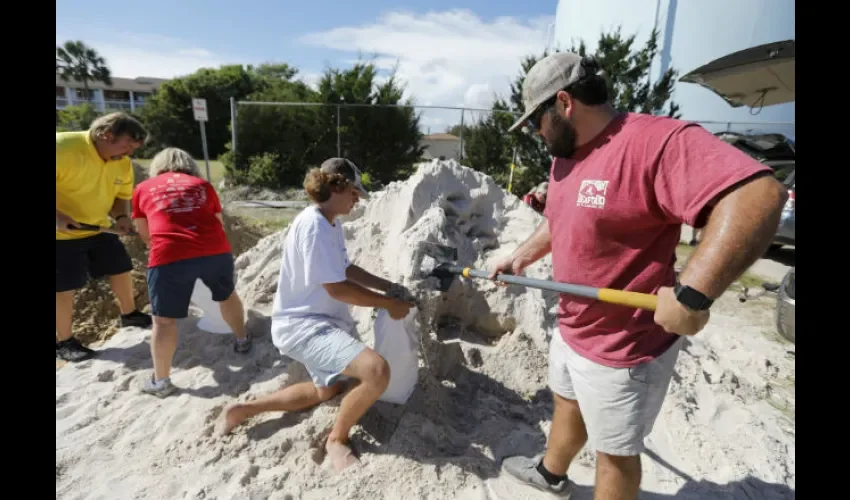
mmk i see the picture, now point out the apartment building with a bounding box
[56,75,170,112]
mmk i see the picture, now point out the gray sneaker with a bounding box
[141,376,178,398]
[500,455,572,498]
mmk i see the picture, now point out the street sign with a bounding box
[192,97,211,180]
[192,98,208,122]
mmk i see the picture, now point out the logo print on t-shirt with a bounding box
[577,180,609,209]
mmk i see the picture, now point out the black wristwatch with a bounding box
[113,214,129,222]
[673,281,713,310]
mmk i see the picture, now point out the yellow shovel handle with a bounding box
[597,288,658,311]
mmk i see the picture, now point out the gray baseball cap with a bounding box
[508,52,590,133]
[320,157,370,198]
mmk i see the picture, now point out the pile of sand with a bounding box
[71,160,267,345]
[56,160,795,499]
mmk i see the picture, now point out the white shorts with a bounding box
[281,322,366,388]
[548,333,682,456]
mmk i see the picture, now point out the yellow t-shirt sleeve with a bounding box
[115,159,135,200]
[56,135,72,183]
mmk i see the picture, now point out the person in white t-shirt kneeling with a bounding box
[216,158,414,473]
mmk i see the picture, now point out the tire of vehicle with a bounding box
[775,267,795,343]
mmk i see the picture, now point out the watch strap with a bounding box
[673,281,713,310]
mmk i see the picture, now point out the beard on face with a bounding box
[543,112,578,158]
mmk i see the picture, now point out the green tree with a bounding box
[463,100,514,178]
[56,40,113,100]
[136,65,260,159]
[246,62,299,82]
[556,27,681,117]
[316,63,424,184]
[223,71,323,186]
[224,61,424,189]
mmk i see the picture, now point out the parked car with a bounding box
[680,39,795,343]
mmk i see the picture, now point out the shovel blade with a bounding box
[413,241,457,276]
[412,241,460,291]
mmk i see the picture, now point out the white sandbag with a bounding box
[190,279,233,334]
[374,307,420,404]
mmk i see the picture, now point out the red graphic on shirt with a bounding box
[576,180,609,209]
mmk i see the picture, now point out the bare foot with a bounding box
[325,439,361,472]
[216,403,249,436]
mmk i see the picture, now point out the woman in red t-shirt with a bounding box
[131,147,251,398]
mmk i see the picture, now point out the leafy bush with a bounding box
[56,104,100,132]
[360,171,372,190]
[245,152,282,187]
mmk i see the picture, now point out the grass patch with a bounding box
[226,206,297,234]
[133,158,226,186]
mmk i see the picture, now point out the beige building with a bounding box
[56,75,170,112]
[421,133,463,161]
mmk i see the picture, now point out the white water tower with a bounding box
[552,0,794,137]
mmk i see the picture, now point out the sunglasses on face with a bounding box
[526,96,558,133]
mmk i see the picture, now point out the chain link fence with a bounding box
[228,98,794,184]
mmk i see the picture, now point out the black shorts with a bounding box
[56,233,134,293]
[146,253,235,319]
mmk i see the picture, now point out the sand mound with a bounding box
[57,160,795,499]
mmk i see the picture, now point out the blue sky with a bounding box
[57,0,557,131]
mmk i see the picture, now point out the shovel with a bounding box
[413,241,658,312]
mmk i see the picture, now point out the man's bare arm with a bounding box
[512,221,553,263]
[110,198,132,219]
[324,280,396,308]
[133,218,151,246]
[678,173,787,298]
[346,265,392,292]
[490,221,552,279]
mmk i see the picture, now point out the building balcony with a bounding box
[56,97,147,112]
[104,100,134,111]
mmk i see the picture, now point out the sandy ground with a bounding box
[57,160,794,499]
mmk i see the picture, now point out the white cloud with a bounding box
[298,71,324,90]
[299,9,553,132]
[56,30,238,79]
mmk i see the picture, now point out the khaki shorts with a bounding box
[548,332,682,456]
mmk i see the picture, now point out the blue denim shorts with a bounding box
[147,253,235,319]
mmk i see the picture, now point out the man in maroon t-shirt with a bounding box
[490,52,787,498]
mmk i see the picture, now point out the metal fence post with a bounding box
[459,109,465,161]
[230,97,238,169]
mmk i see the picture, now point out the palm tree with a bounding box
[56,40,112,101]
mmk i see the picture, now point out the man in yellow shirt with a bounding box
[56,112,153,362]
